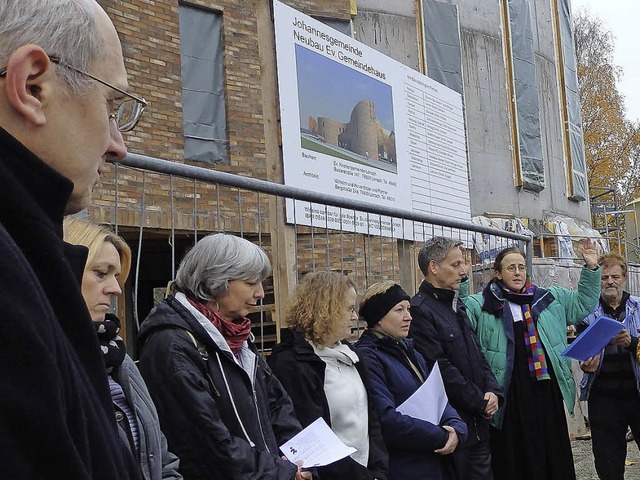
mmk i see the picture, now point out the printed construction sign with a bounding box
[274,0,470,239]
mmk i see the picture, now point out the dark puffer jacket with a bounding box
[268,328,389,480]
[355,330,467,480]
[409,281,502,444]
[138,293,302,480]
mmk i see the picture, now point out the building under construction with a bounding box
[93,0,600,348]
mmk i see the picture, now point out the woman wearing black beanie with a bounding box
[355,281,467,480]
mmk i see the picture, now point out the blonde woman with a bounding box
[63,217,181,480]
[268,271,388,480]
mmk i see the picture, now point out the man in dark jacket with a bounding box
[409,237,502,479]
[0,1,143,478]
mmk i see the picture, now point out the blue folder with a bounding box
[561,316,625,362]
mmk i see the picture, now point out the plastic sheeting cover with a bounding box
[471,216,531,262]
[557,0,588,201]
[179,5,228,164]
[422,0,463,95]
[507,0,544,192]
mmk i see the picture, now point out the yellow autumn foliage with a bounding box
[574,10,640,207]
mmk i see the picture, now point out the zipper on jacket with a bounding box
[251,359,271,454]
[216,352,255,447]
[474,417,480,442]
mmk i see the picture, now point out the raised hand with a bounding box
[580,238,598,269]
[459,243,472,275]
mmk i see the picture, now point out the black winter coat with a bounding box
[268,328,389,480]
[355,330,467,480]
[138,293,302,480]
[409,281,502,445]
[0,127,138,479]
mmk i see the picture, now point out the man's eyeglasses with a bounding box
[0,55,146,132]
[504,264,527,273]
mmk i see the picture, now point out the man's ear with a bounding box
[429,259,438,276]
[3,45,54,126]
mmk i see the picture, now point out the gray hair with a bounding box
[418,236,461,276]
[0,0,103,93]
[175,233,272,303]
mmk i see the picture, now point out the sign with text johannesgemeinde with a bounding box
[274,0,470,240]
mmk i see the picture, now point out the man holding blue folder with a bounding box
[579,253,640,480]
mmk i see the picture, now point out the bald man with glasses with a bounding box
[0,0,145,478]
[579,253,640,480]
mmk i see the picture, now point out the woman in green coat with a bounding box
[461,240,600,480]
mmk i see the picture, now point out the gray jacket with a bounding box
[114,355,182,480]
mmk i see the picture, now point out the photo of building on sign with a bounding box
[296,44,397,173]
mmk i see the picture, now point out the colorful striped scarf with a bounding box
[500,280,551,381]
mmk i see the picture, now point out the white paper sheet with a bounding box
[396,361,448,424]
[280,417,357,468]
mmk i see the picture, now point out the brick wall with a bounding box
[94,0,350,232]
[94,1,409,337]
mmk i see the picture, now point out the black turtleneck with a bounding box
[0,127,112,408]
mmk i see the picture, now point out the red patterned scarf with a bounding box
[499,279,551,381]
[186,297,252,355]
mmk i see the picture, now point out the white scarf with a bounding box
[311,341,370,466]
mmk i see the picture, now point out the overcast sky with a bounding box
[570,0,640,122]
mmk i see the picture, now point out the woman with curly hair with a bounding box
[268,271,388,480]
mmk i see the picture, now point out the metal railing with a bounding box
[101,153,532,353]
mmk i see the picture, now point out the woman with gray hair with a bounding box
[138,233,309,480]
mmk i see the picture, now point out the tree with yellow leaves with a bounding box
[574,10,640,208]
